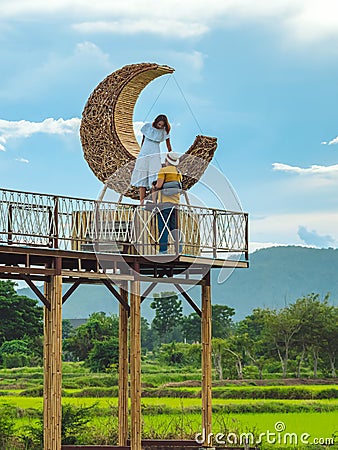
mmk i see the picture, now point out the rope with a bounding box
[143,73,205,137]
[143,74,173,122]
[141,72,229,186]
[172,74,204,135]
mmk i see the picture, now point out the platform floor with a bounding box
[0,244,248,283]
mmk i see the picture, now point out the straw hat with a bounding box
[166,152,180,166]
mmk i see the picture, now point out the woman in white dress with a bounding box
[131,114,172,205]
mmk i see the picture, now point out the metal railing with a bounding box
[0,188,248,260]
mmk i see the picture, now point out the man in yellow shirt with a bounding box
[154,152,182,253]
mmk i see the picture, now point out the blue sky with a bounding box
[1,0,338,251]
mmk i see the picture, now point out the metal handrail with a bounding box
[0,188,248,260]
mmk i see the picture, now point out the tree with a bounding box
[63,312,119,361]
[0,280,43,344]
[0,340,31,368]
[159,342,202,367]
[182,304,235,344]
[182,312,200,343]
[212,338,245,380]
[150,292,183,343]
[141,317,159,351]
[62,319,73,340]
[212,304,235,338]
[290,293,330,377]
[237,308,274,379]
[322,305,338,377]
[86,338,119,372]
[264,307,303,377]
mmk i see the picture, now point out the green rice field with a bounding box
[0,364,337,449]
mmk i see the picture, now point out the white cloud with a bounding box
[328,137,338,145]
[0,118,80,151]
[250,211,338,248]
[272,162,338,175]
[15,158,29,164]
[321,136,338,145]
[73,20,208,39]
[297,225,336,248]
[2,0,338,44]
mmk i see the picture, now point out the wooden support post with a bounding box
[44,283,52,450]
[201,271,212,446]
[118,281,129,446]
[43,272,63,450]
[130,265,141,450]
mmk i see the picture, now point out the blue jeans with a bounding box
[157,204,179,253]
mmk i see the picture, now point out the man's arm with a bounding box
[154,178,164,190]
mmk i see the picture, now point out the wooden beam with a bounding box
[201,271,212,446]
[102,279,130,314]
[130,264,141,450]
[118,281,129,446]
[140,282,157,303]
[174,284,201,317]
[44,274,63,450]
[52,274,63,449]
[61,270,133,280]
[43,283,52,450]
[62,279,81,304]
[0,266,55,276]
[21,274,51,309]
[0,273,48,282]
[139,276,202,285]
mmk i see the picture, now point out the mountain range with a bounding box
[16,246,338,322]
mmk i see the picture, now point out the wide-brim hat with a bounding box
[166,152,180,166]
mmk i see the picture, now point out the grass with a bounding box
[0,363,337,448]
[10,411,337,448]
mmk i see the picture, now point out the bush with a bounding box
[67,387,119,397]
[20,403,95,448]
[19,386,44,397]
[62,403,95,444]
[2,352,30,369]
[0,404,16,448]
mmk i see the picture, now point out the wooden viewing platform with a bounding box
[0,187,249,450]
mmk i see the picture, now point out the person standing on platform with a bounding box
[131,114,172,205]
[153,152,182,254]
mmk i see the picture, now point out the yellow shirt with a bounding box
[157,165,182,204]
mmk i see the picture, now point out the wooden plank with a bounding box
[61,270,133,281]
[0,266,55,275]
[179,255,249,268]
[139,276,201,286]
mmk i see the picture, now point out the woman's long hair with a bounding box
[153,114,171,134]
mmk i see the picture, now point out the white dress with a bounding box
[131,123,170,188]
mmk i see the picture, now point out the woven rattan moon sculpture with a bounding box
[80,62,217,199]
